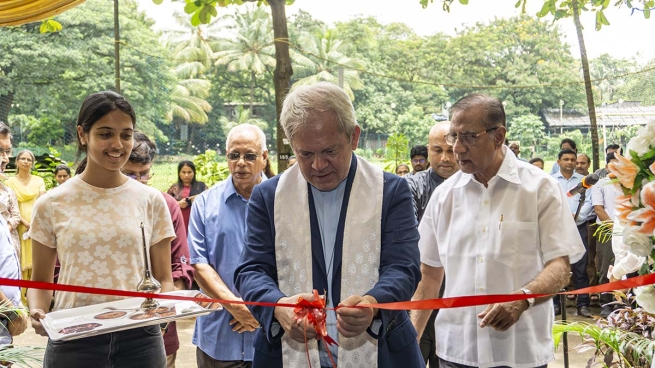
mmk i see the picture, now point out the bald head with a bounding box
[427,121,458,179]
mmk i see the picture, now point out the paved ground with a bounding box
[12,304,600,368]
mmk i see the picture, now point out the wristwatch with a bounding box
[520,288,535,309]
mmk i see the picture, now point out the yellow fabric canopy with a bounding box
[0,0,87,27]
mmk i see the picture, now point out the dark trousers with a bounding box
[438,357,546,368]
[196,347,252,368]
[554,223,590,308]
[44,325,166,368]
[596,236,615,304]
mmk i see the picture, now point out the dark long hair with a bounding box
[177,160,197,187]
[74,91,136,174]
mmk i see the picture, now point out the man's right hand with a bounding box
[226,301,260,333]
[274,293,317,343]
[7,311,28,337]
[29,309,48,336]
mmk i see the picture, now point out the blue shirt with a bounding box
[310,180,346,366]
[552,171,593,226]
[188,175,263,361]
[0,215,21,345]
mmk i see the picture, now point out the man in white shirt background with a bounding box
[551,149,594,318]
[591,152,621,318]
[411,93,585,368]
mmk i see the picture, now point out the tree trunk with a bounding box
[0,93,14,125]
[250,70,255,116]
[268,0,293,172]
[572,0,600,172]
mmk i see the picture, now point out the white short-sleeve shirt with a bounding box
[30,176,176,311]
[591,176,621,223]
[418,146,585,368]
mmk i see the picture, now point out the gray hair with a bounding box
[15,149,35,174]
[450,93,506,129]
[0,121,11,138]
[226,124,267,152]
[280,82,357,143]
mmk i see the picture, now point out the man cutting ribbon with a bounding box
[234,82,423,368]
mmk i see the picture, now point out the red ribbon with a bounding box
[294,290,338,368]
[3,273,655,311]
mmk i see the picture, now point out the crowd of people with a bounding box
[0,83,639,368]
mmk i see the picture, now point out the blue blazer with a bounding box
[234,157,424,368]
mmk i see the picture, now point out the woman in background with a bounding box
[395,163,410,177]
[6,149,45,285]
[54,164,71,186]
[166,161,207,230]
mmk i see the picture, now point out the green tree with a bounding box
[590,54,635,104]
[291,26,365,101]
[0,0,173,142]
[507,114,546,154]
[617,58,655,105]
[213,6,276,115]
[385,133,410,170]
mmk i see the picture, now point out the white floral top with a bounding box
[30,176,175,311]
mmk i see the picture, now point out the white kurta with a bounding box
[418,147,585,368]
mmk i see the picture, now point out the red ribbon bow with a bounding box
[294,289,338,367]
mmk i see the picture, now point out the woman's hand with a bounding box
[178,199,188,209]
[29,309,48,336]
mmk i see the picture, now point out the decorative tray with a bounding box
[42,290,221,341]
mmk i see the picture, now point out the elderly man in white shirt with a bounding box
[411,93,585,368]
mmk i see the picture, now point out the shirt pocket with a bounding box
[494,221,538,268]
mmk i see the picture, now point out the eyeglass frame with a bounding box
[411,158,427,165]
[123,172,155,181]
[444,127,500,146]
[226,152,260,162]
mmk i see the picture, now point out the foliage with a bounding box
[0,0,174,142]
[422,0,653,30]
[32,147,73,190]
[192,149,230,186]
[507,114,546,154]
[590,53,637,105]
[0,300,43,367]
[177,0,296,26]
[553,292,655,367]
[618,58,655,106]
[384,133,409,169]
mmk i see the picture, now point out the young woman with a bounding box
[166,161,207,230]
[28,91,176,367]
[54,164,71,186]
[6,150,46,285]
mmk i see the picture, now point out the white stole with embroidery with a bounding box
[274,156,383,367]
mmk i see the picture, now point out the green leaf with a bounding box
[537,1,551,17]
[515,0,522,8]
[190,10,201,26]
[599,10,610,25]
[554,9,568,19]
[152,0,164,4]
[184,1,200,14]
[645,8,651,19]
[459,0,469,4]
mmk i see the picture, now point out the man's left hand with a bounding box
[477,300,526,331]
[336,295,378,338]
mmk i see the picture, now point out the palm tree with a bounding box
[163,13,216,150]
[213,6,276,116]
[291,26,365,101]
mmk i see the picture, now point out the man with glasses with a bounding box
[235,83,423,368]
[121,131,194,368]
[410,145,429,175]
[188,124,267,368]
[412,94,584,368]
[0,121,28,347]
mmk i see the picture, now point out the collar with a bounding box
[453,146,522,188]
[553,170,582,181]
[428,168,446,184]
[224,172,267,203]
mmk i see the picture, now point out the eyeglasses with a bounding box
[0,149,12,157]
[123,172,154,181]
[227,152,259,162]
[444,127,499,146]
[411,158,426,165]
